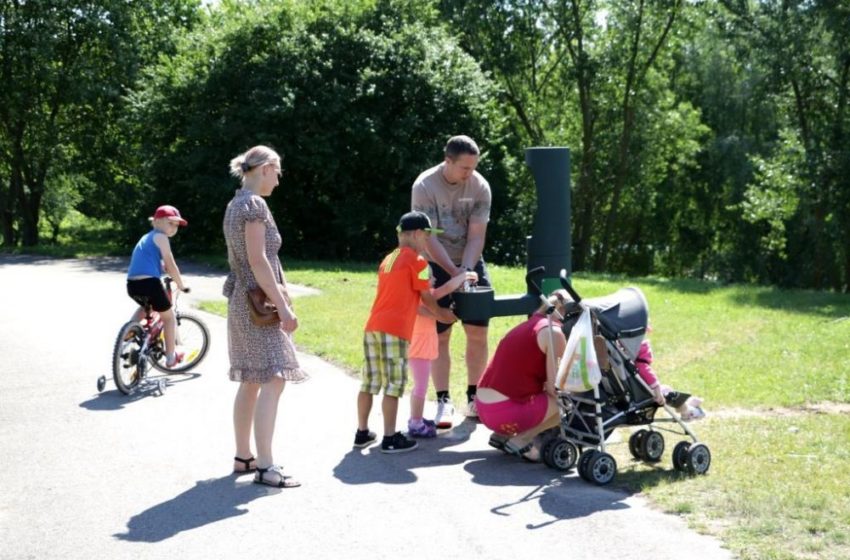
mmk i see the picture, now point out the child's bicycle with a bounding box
[97,277,211,396]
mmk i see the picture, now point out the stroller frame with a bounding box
[534,271,712,485]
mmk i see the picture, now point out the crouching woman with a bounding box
[474,291,569,461]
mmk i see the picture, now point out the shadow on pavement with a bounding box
[333,418,487,484]
[79,373,202,411]
[485,476,631,529]
[114,475,273,543]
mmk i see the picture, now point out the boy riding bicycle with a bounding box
[126,205,189,368]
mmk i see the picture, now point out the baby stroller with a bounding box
[537,271,712,485]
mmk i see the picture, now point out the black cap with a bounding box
[397,211,444,233]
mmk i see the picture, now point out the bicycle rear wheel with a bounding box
[112,321,145,395]
[153,312,211,373]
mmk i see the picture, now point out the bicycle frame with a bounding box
[136,277,180,372]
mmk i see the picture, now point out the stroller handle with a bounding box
[558,269,582,303]
[525,266,546,296]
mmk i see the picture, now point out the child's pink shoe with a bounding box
[680,405,706,421]
[686,396,703,408]
[408,418,437,438]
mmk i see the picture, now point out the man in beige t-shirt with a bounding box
[411,135,492,427]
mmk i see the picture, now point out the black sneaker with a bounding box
[353,429,377,448]
[380,432,418,454]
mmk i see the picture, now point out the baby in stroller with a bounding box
[635,333,705,421]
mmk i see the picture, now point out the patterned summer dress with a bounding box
[222,187,307,384]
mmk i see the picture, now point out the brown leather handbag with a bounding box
[246,285,280,326]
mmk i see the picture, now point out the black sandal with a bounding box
[233,456,257,474]
[254,465,301,488]
[488,434,509,452]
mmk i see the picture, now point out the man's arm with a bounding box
[424,235,461,276]
[460,221,487,271]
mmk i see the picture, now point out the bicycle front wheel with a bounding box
[153,312,211,373]
[112,321,145,395]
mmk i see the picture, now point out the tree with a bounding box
[0,0,200,247]
[127,0,505,260]
[716,0,850,289]
[440,0,705,275]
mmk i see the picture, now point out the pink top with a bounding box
[635,339,658,387]
[409,312,438,360]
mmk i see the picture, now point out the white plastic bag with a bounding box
[555,308,602,392]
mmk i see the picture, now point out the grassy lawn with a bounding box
[199,259,850,560]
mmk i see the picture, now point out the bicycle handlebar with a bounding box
[162,276,190,293]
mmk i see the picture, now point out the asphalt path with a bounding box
[0,255,734,560]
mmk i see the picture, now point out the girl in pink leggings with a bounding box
[475,291,570,461]
[407,268,478,437]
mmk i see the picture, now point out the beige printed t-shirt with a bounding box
[411,163,491,264]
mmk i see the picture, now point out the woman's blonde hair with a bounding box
[538,289,573,314]
[229,145,281,181]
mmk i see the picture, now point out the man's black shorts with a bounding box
[430,259,492,333]
[127,277,171,313]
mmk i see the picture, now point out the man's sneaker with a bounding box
[380,432,418,454]
[353,429,377,448]
[465,399,479,418]
[434,398,454,429]
[408,419,437,438]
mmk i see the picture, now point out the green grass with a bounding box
[611,413,850,560]
[1,211,125,258]
[201,259,850,560]
[202,261,850,410]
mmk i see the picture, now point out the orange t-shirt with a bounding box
[364,246,431,340]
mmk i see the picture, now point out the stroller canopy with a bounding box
[583,287,649,340]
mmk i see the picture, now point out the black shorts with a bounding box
[127,277,171,313]
[430,259,492,333]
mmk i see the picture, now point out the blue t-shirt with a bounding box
[127,230,163,278]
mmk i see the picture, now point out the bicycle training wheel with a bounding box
[153,312,211,373]
[112,321,145,395]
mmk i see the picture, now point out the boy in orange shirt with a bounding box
[354,211,457,453]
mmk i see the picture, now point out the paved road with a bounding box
[0,255,734,560]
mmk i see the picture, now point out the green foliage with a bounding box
[40,171,87,244]
[741,129,804,258]
[127,0,505,261]
[6,0,850,292]
[0,0,202,247]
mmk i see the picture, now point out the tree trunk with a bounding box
[20,186,42,247]
[0,178,15,247]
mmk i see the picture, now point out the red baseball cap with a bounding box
[151,205,188,226]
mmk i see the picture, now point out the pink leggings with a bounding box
[409,358,430,400]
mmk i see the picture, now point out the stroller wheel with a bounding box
[686,443,711,475]
[640,431,665,463]
[586,452,617,485]
[629,429,648,460]
[672,441,691,472]
[543,439,578,471]
[578,450,598,482]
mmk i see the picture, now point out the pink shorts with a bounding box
[475,394,548,437]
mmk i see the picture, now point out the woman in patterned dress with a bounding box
[223,145,307,488]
